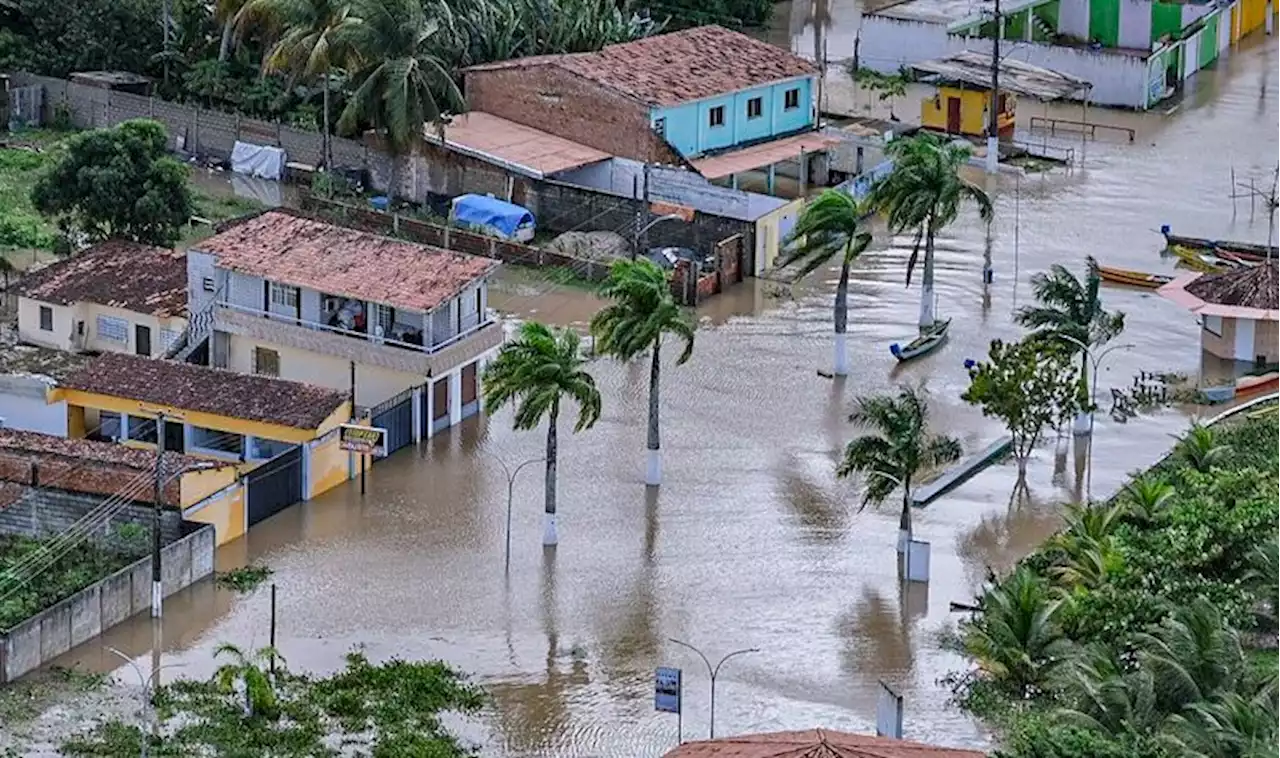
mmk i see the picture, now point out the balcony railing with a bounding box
[217,301,489,354]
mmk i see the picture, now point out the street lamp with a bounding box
[863,470,909,554]
[105,646,184,758]
[485,451,545,573]
[1055,335,1134,497]
[667,638,758,739]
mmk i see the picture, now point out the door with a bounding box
[946,97,962,133]
[163,420,185,454]
[247,446,303,526]
[460,363,478,419]
[135,324,152,356]
[432,377,450,433]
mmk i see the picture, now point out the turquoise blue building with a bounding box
[653,76,817,158]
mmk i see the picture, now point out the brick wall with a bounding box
[463,65,682,165]
[0,486,183,545]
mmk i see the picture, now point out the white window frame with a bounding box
[95,314,129,343]
[269,282,299,309]
[653,117,666,136]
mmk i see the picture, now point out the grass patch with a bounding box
[0,529,148,631]
[0,666,107,725]
[193,190,264,223]
[215,565,273,593]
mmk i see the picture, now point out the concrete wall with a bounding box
[226,335,421,409]
[554,157,787,221]
[0,523,214,683]
[0,375,67,436]
[0,487,183,545]
[16,296,74,351]
[182,481,246,546]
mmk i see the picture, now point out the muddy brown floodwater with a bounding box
[7,20,1279,758]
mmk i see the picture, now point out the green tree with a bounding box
[483,321,602,546]
[236,0,351,167]
[837,385,961,552]
[871,131,993,328]
[1120,477,1177,524]
[778,189,872,376]
[212,643,283,719]
[31,119,195,247]
[1174,422,1232,473]
[962,337,1084,481]
[10,0,161,77]
[590,258,695,487]
[335,0,463,152]
[963,565,1069,699]
[1015,256,1125,430]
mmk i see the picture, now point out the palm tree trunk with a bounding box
[1073,350,1092,435]
[918,222,937,329]
[645,342,662,486]
[833,257,851,376]
[218,19,235,63]
[322,75,332,169]
[898,483,912,554]
[543,403,559,546]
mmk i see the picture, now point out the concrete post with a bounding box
[425,380,436,439]
[411,387,423,444]
[301,442,312,501]
[449,370,462,426]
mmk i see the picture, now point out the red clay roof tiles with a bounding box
[465,25,818,108]
[12,241,187,317]
[195,211,498,313]
[662,730,987,758]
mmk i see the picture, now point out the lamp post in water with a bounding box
[486,451,545,573]
[1055,334,1134,498]
[668,638,758,739]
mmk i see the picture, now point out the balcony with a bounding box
[213,302,503,376]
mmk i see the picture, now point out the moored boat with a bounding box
[1098,265,1175,289]
[890,318,951,362]
[1161,230,1278,262]
[1168,245,1228,273]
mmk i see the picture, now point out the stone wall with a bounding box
[0,524,214,683]
[0,486,183,545]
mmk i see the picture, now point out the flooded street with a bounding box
[9,14,1279,758]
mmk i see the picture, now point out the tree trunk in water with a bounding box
[833,258,851,376]
[322,76,332,169]
[1016,455,1029,481]
[918,225,937,328]
[897,485,912,554]
[543,404,559,546]
[218,19,234,64]
[645,343,662,485]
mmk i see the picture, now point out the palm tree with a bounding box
[1135,599,1246,715]
[962,565,1069,698]
[778,189,872,376]
[237,0,352,168]
[837,385,961,552]
[1121,477,1177,523]
[335,0,463,153]
[483,321,602,546]
[1015,256,1125,432]
[1174,422,1232,473]
[213,643,283,718]
[216,0,250,63]
[590,258,695,486]
[871,131,993,329]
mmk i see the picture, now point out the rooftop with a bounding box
[464,25,818,108]
[661,729,987,758]
[0,324,93,381]
[910,51,1093,100]
[428,112,611,178]
[0,428,230,477]
[194,211,499,313]
[868,0,1049,25]
[11,241,188,317]
[57,352,349,430]
[690,132,846,180]
[1158,263,1280,321]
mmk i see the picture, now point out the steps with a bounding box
[1029,14,1056,42]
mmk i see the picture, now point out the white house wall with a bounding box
[227,336,422,408]
[0,375,66,435]
[1058,0,1090,38]
[186,250,218,314]
[1118,0,1154,50]
[227,271,263,311]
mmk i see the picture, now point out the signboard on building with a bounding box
[339,424,388,457]
[654,667,682,714]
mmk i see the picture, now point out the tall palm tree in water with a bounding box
[871,132,993,329]
[483,322,601,546]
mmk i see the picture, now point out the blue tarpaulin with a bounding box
[450,194,535,239]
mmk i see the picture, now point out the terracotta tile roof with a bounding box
[465,25,818,107]
[662,730,987,758]
[0,325,93,381]
[1184,262,1278,310]
[59,353,348,430]
[11,241,187,317]
[0,428,231,475]
[194,211,499,313]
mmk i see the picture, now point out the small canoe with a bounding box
[1098,265,1174,289]
[891,318,951,362]
[1163,232,1278,262]
[1200,373,1278,404]
[1168,245,1228,273]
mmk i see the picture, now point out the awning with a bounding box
[690,132,845,180]
[424,111,611,179]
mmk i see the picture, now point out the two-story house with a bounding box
[462,25,822,166]
[183,211,503,435]
[11,240,188,358]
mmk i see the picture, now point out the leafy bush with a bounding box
[0,529,147,631]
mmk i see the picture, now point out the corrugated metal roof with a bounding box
[910,51,1092,100]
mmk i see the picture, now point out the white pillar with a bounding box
[182,422,194,452]
[449,369,462,425]
[301,441,313,500]
[120,413,130,442]
[767,164,776,194]
[425,380,437,439]
[411,386,423,444]
[1267,3,1275,35]
[986,137,999,173]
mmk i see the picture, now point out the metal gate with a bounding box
[369,385,418,457]
[247,446,303,526]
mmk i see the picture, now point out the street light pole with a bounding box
[668,638,758,739]
[487,451,545,573]
[1056,335,1134,497]
[864,470,909,554]
[105,646,184,758]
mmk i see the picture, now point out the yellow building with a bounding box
[47,352,358,545]
[1232,0,1278,42]
[920,85,1016,139]
[11,240,189,358]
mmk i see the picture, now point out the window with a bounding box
[374,304,394,339]
[269,282,298,309]
[191,425,243,456]
[784,88,800,110]
[251,437,293,460]
[160,328,180,353]
[253,347,280,377]
[1203,315,1223,336]
[747,97,763,119]
[98,411,122,441]
[127,416,158,445]
[653,117,666,136]
[96,314,128,343]
[38,305,53,331]
[708,105,725,128]
[202,276,215,293]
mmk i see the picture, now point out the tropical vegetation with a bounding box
[590,258,695,486]
[871,131,993,328]
[837,385,961,553]
[61,645,486,756]
[1015,255,1126,429]
[951,409,1280,758]
[779,188,872,377]
[482,321,602,546]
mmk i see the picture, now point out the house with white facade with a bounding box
[182,211,503,438]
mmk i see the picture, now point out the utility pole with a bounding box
[986,0,1002,174]
[151,414,165,619]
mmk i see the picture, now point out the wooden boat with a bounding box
[1098,265,1174,289]
[1168,245,1228,273]
[1199,373,1279,404]
[890,318,951,362]
[1162,232,1278,262]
